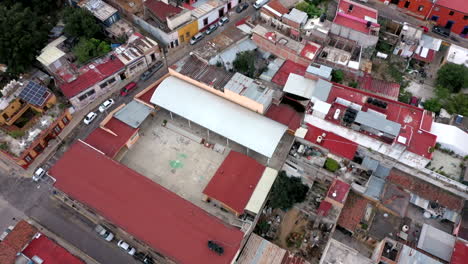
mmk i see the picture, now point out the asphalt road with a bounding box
[0,7,256,264]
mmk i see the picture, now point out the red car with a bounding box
[120,82,137,96]
[419,25,429,33]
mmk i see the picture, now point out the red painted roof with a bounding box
[0,220,37,264]
[203,151,265,214]
[281,252,309,264]
[22,235,85,264]
[326,83,437,158]
[49,141,244,264]
[317,201,332,217]
[272,60,307,86]
[137,83,159,106]
[337,192,368,232]
[305,123,358,160]
[436,0,468,14]
[451,240,468,264]
[413,48,435,63]
[327,179,351,204]
[264,0,289,17]
[60,57,124,99]
[357,73,400,100]
[387,168,464,212]
[84,117,138,158]
[266,104,303,131]
[145,0,183,21]
[334,0,378,34]
[299,43,320,60]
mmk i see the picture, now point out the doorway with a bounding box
[404,1,410,8]
[445,20,454,30]
[461,26,468,36]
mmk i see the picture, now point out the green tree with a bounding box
[423,98,442,113]
[324,158,340,172]
[331,69,344,83]
[269,171,309,210]
[296,2,323,18]
[73,38,111,64]
[62,7,102,39]
[444,94,468,116]
[0,4,53,74]
[233,51,255,77]
[436,63,468,93]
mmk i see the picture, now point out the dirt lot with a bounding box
[276,208,309,249]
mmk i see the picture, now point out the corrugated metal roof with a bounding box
[224,73,273,108]
[417,224,456,262]
[398,245,442,264]
[283,8,308,25]
[362,156,379,171]
[364,175,385,200]
[237,233,286,264]
[245,168,278,214]
[314,79,332,102]
[37,36,67,66]
[150,76,287,158]
[355,111,401,137]
[114,100,152,128]
[306,64,332,79]
[283,74,317,99]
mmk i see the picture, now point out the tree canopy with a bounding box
[435,63,468,93]
[0,3,55,74]
[295,1,323,18]
[73,38,111,64]
[233,51,255,77]
[269,171,309,210]
[62,7,102,39]
[331,69,344,83]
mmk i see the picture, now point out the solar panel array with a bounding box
[19,81,48,106]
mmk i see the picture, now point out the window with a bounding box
[180,35,184,42]
[24,155,32,163]
[62,116,69,124]
[99,82,107,89]
[431,15,439,21]
[86,89,95,96]
[107,77,116,84]
[449,11,454,16]
[185,32,190,38]
[78,94,87,101]
[203,17,208,26]
[33,144,43,153]
[464,15,468,20]
[54,126,62,133]
[418,5,424,11]
[404,1,410,8]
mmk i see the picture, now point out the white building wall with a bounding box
[167,10,192,30]
[70,72,123,110]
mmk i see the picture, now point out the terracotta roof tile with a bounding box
[0,220,37,264]
[337,192,368,232]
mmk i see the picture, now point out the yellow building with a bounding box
[177,19,199,44]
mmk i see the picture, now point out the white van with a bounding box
[33,168,46,182]
[253,0,269,9]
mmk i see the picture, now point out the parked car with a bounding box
[190,33,204,45]
[419,25,429,33]
[33,167,47,182]
[236,2,249,13]
[98,99,115,113]
[140,61,164,81]
[218,16,229,26]
[253,0,267,9]
[94,225,114,242]
[205,24,218,35]
[120,82,137,96]
[134,252,154,264]
[83,112,98,125]
[117,240,136,256]
[432,25,450,38]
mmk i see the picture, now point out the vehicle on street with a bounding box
[432,25,450,38]
[205,24,218,35]
[134,252,154,264]
[218,16,229,26]
[190,33,204,45]
[140,61,163,81]
[419,25,429,33]
[120,82,137,96]
[33,167,47,182]
[83,112,98,125]
[94,225,114,242]
[117,240,136,255]
[237,2,249,12]
[98,99,115,113]
[253,0,267,9]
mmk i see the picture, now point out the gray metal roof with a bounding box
[313,79,332,102]
[362,156,379,171]
[398,245,442,264]
[355,111,401,137]
[114,100,153,128]
[374,165,390,179]
[283,8,308,25]
[417,224,456,262]
[306,64,332,79]
[150,76,287,158]
[224,73,273,108]
[364,175,385,200]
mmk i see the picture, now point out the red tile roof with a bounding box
[266,104,303,131]
[337,191,368,232]
[436,0,468,15]
[281,252,309,264]
[22,235,85,264]
[137,83,159,106]
[49,141,243,264]
[299,43,320,60]
[451,240,468,264]
[305,123,358,160]
[145,0,183,21]
[203,151,265,214]
[272,60,307,86]
[0,220,37,264]
[327,179,351,204]
[60,57,124,99]
[84,117,138,158]
[326,83,437,158]
[264,0,289,17]
[317,201,333,217]
[334,0,379,34]
[357,73,400,100]
[387,168,464,212]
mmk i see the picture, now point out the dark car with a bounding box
[134,252,154,264]
[140,61,164,81]
[432,25,450,38]
[236,3,249,13]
